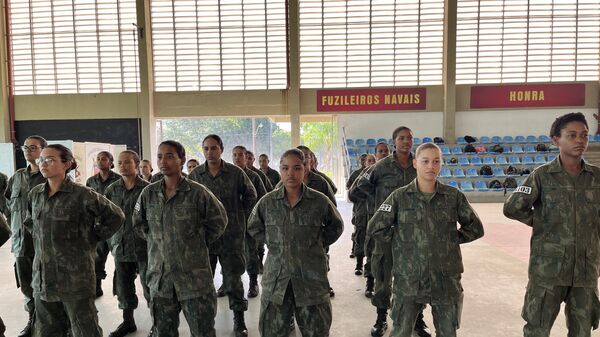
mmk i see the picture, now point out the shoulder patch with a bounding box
[362,172,371,180]
[515,186,532,195]
[378,203,392,212]
[134,202,141,213]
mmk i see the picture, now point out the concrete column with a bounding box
[443,0,458,143]
[0,5,11,144]
[287,0,301,146]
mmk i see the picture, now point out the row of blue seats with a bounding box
[446,180,521,192]
[441,144,555,155]
[446,154,556,166]
[441,167,529,178]
[458,134,600,145]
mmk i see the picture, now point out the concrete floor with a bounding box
[0,201,573,337]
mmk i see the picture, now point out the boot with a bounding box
[329,286,335,297]
[95,278,103,298]
[414,311,432,337]
[350,241,356,258]
[247,274,259,298]
[364,276,374,298]
[216,284,226,297]
[370,308,388,337]
[233,311,249,337]
[355,255,364,275]
[147,327,154,337]
[108,309,137,337]
[17,311,34,337]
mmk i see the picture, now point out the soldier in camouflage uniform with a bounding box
[259,153,281,187]
[86,150,122,297]
[139,159,154,182]
[504,112,600,337]
[186,159,199,173]
[188,134,257,337]
[233,145,268,298]
[247,150,274,192]
[25,144,124,337]
[248,148,344,337]
[347,153,368,259]
[0,172,7,215]
[351,127,430,337]
[369,143,484,337]
[5,135,47,337]
[0,211,11,337]
[105,150,151,337]
[133,140,228,337]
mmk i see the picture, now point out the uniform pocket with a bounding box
[521,283,547,327]
[397,210,418,242]
[531,242,564,279]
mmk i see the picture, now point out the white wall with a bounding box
[455,108,598,138]
[338,111,444,140]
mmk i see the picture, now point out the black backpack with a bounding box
[489,179,502,189]
[464,135,477,143]
[491,144,504,153]
[503,177,518,189]
[507,165,519,175]
[464,144,476,153]
[536,143,548,152]
[448,157,458,164]
[433,137,445,144]
[480,165,493,176]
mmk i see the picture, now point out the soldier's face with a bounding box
[96,155,112,171]
[366,156,376,167]
[414,148,442,183]
[300,149,313,169]
[140,162,152,176]
[39,148,70,179]
[246,154,255,167]
[202,138,222,164]
[157,144,184,177]
[23,138,43,163]
[232,149,247,168]
[186,160,198,172]
[118,153,138,177]
[259,156,269,170]
[554,121,589,159]
[375,144,389,160]
[394,130,414,154]
[280,155,305,189]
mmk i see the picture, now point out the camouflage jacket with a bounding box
[132,178,227,300]
[0,213,10,247]
[5,166,46,257]
[86,171,122,195]
[150,171,187,183]
[314,170,338,194]
[25,178,124,301]
[244,167,267,220]
[105,177,149,262]
[368,179,484,303]
[188,160,257,254]
[263,167,281,187]
[306,171,336,206]
[248,185,344,306]
[0,172,7,215]
[347,168,368,228]
[249,165,273,192]
[504,157,600,288]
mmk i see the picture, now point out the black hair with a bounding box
[246,150,254,157]
[187,159,199,164]
[120,150,141,164]
[203,134,224,151]
[141,159,153,172]
[25,135,48,148]
[97,151,115,169]
[375,142,389,152]
[46,144,77,173]
[159,140,186,159]
[296,145,310,151]
[232,145,247,153]
[259,153,269,159]
[550,112,589,138]
[392,126,412,140]
[280,148,306,165]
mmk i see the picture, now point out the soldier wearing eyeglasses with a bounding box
[4,135,48,337]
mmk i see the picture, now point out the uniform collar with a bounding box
[41,176,74,193]
[547,155,592,173]
[404,178,450,195]
[274,183,311,200]
[115,176,147,188]
[197,160,230,174]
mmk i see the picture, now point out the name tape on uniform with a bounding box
[362,172,371,180]
[378,203,392,212]
[515,186,532,195]
[134,202,141,212]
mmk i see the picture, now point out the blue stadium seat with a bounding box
[548,154,557,161]
[451,146,463,155]
[595,134,600,142]
[534,155,546,164]
[346,139,354,147]
[539,135,551,143]
[480,136,491,144]
[422,137,433,143]
[589,135,596,142]
[377,138,387,144]
[447,180,459,189]
[471,157,482,165]
[440,167,452,178]
[522,156,534,165]
[515,135,526,144]
[512,145,524,154]
[355,139,365,147]
[453,168,466,178]
[509,156,521,164]
[526,135,538,143]
[446,157,458,166]
[475,180,489,191]
[496,155,508,165]
[367,146,376,154]
[466,168,478,177]
[366,138,376,146]
[347,148,356,156]
[441,146,451,155]
[357,148,367,155]
[491,136,502,143]
[502,146,512,153]
[493,167,506,177]
[503,136,514,143]
[483,156,495,165]
[524,144,536,153]
[461,181,475,191]
[388,139,393,145]
[458,157,470,166]
[457,137,467,145]
[413,137,422,145]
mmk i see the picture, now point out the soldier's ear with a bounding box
[412,158,417,168]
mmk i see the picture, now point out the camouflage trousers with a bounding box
[259,283,332,337]
[371,241,393,309]
[352,225,367,257]
[522,282,600,337]
[152,291,217,337]
[209,253,248,311]
[0,315,5,337]
[33,296,101,337]
[363,235,374,278]
[94,240,110,280]
[15,255,35,313]
[390,296,462,337]
[245,232,262,275]
[113,260,150,310]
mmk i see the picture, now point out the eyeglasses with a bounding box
[21,145,40,152]
[35,157,64,166]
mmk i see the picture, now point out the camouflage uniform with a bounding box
[369,179,484,337]
[248,184,344,337]
[351,152,416,310]
[0,212,10,337]
[347,168,367,257]
[105,177,150,310]
[0,172,7,215]
[314,170,337,194]
[249,165,274,192]
[275,171,335,206]
[150,172,187,183]
[132,178,228,337]
[503,157,600,337]
[188,160,257,312]
[349,168,378,278]
[25,177,124,337]
[5,166,46,314]
[244,167,268,276]
[86,171,122,283]
[263,167,281,187]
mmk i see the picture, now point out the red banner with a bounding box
[317,88,427,112]
[470,83,585,108]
